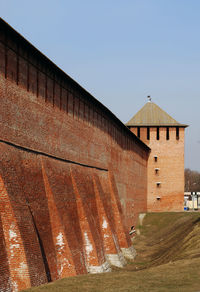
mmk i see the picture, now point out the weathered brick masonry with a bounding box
[0,19,149,291]
[127,101,187,213]
[130,127,185,211]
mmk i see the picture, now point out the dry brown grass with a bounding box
[23,212,200,292]
[129,212,200,270]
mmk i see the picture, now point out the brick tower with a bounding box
[126,97,188,212]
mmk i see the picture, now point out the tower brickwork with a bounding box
[127,101,187,212]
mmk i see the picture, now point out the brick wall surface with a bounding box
[0,21,149,291]
[130,126,185,212]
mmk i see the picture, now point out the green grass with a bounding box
[23,212,200,292]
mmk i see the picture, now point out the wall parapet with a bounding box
[0,18,149,155]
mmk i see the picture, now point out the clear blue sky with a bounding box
[1,0,200,171]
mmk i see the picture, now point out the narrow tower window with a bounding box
[156,127,159,140]
[166,127,169,140]
[147,127,150,140]
[137,127,140,138]
[156,182,161,187]
[176,127,179,140]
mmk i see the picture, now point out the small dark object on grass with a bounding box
[129,225,136,235]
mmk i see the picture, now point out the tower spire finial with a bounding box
[147,95,152,102]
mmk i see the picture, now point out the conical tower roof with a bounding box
[126,101,187,127]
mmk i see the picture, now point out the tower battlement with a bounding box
[127,100,187,212]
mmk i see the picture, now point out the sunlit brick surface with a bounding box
[0,20,149,291]
[130,126,185,212]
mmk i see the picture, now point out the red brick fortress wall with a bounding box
[0,20,149,291]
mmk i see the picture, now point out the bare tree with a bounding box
[185,168,200,192]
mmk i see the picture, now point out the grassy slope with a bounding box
[23,212,200,292]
